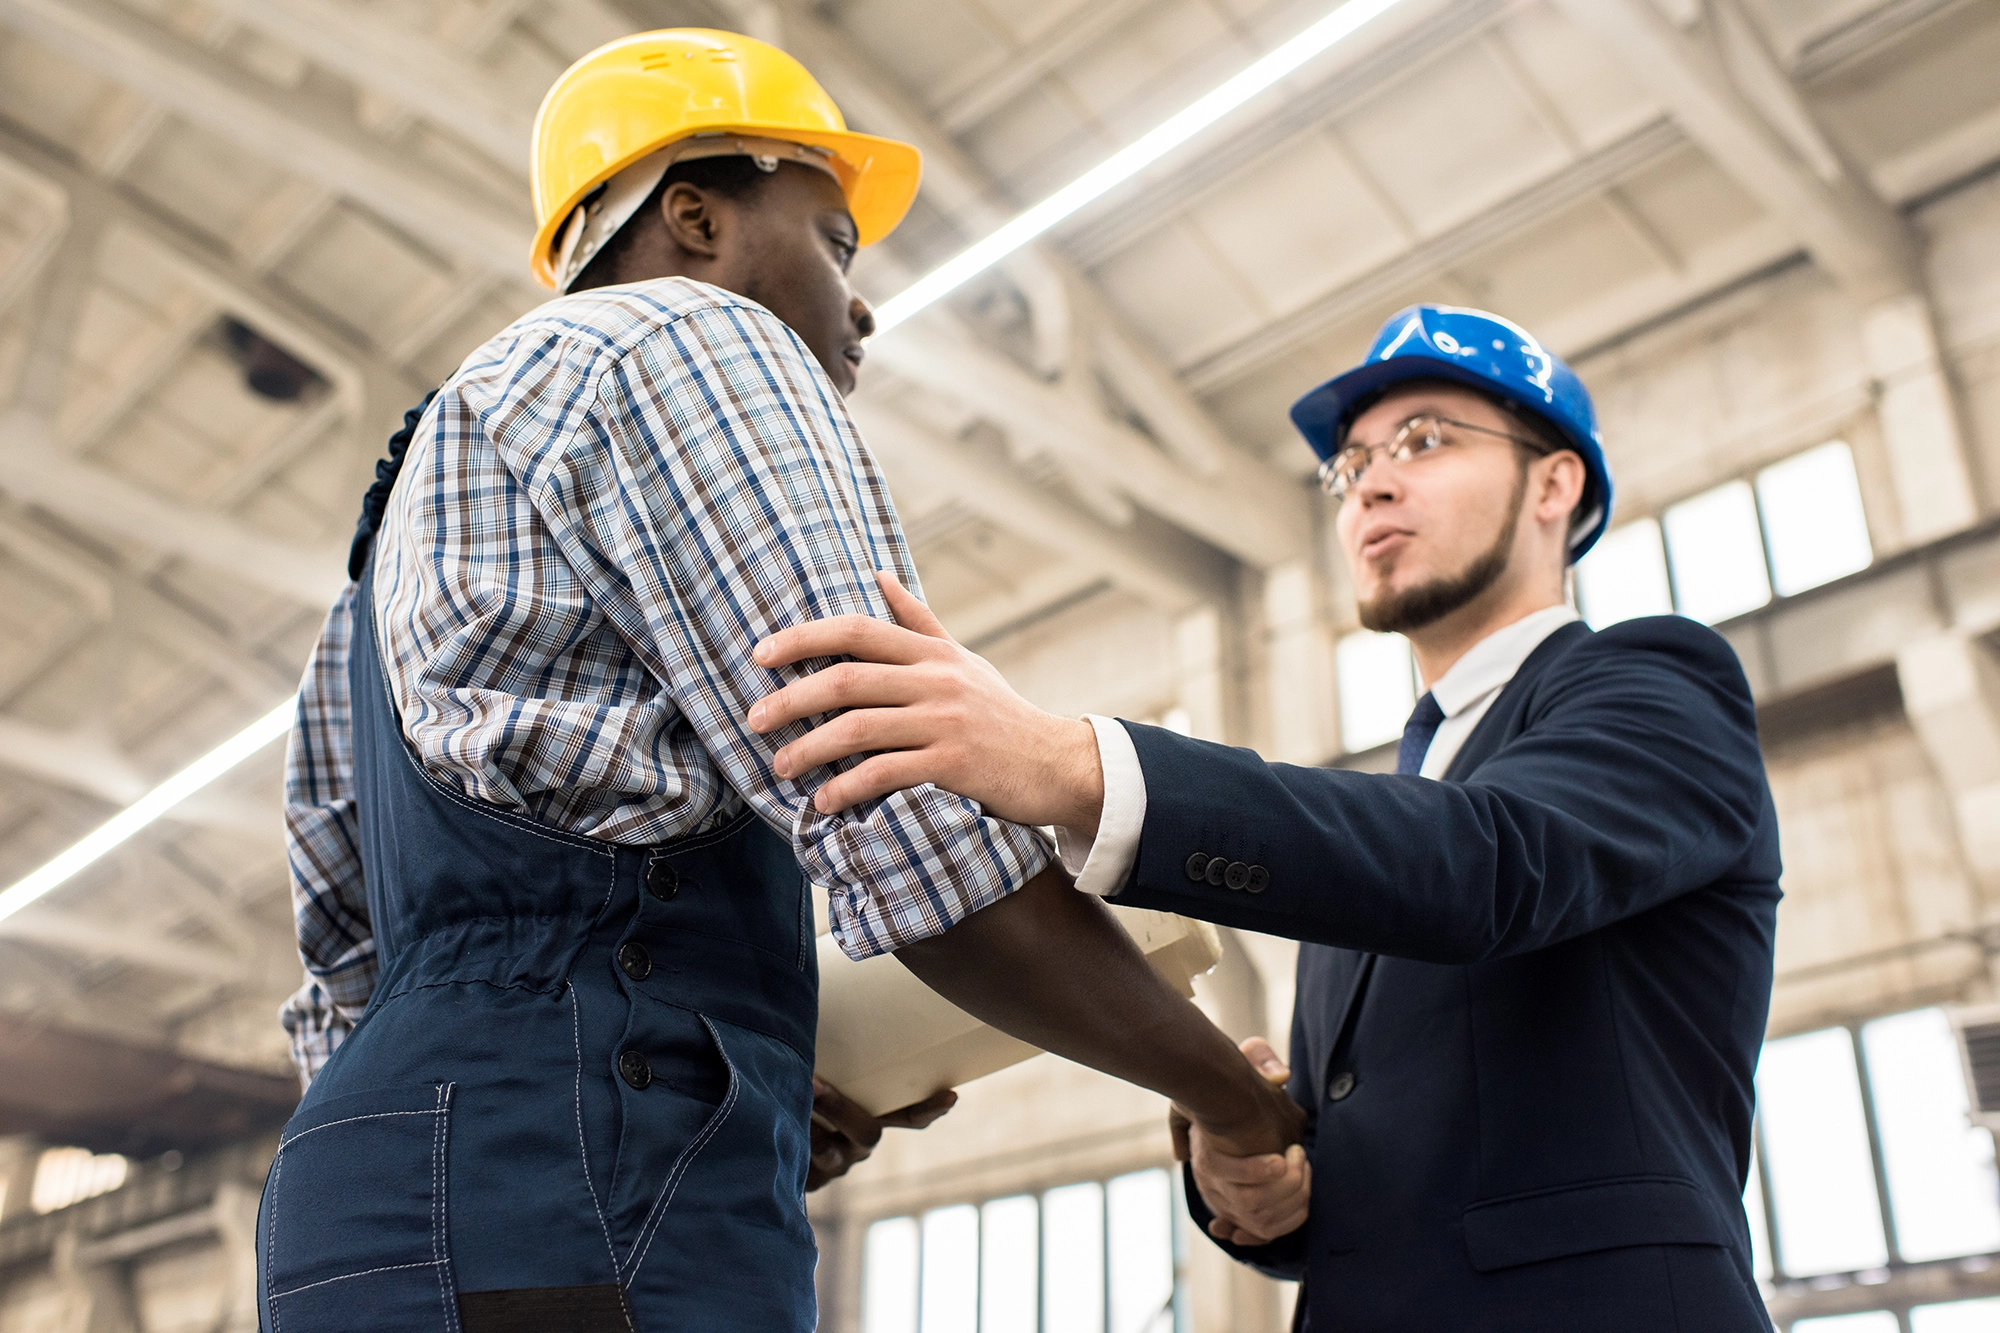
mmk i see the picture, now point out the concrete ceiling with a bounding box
[0,0,1996,1098]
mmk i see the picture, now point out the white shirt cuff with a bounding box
[1055,714,1147,897]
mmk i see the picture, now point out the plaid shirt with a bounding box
[280,278,1051,1084]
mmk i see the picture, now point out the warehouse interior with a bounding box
[1,0,1999,1329]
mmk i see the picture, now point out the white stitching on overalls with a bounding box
[434,1083,460,1333]
[268,1261,443,1302]
[621,1014,742,1284]
[568,984,624,1286]
[279,1109,437,1150]
[266,1145,283,1333]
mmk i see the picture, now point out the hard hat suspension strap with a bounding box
[554,135,842,292]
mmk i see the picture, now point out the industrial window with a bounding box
[1574,440,1873,631]
[1749,1008,2000,1327]
[27,1146,127,1215]
[860,1168,1184,1333]
[1334,629,1416,753]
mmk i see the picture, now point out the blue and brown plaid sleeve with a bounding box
[277,585,377,1085]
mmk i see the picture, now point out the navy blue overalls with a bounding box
[256,543,820,1332]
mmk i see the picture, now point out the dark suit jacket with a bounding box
[1109,616,1779,1332]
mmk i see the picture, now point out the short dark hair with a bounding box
[572,155,777,292]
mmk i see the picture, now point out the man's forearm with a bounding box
[893,863,1289,1150]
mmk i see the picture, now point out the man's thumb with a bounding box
[1240,1036,1289,1084]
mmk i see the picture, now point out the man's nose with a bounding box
[1353,449,1400,504]
[851,294,876,340]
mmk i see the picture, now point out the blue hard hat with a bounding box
[1289,304,1613,561]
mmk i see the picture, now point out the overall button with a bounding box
[1224,861,1251,892]
[1204,858,1228,887]
[1185,852,1210,882]
[645,860,679,902]
[1245,865,1270,894]
[1327,1071,1356,1102]
[618,1049,653,1091]
[617,942,652,981]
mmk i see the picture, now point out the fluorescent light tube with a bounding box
[872,0,1411,333]
[0,695,297,925]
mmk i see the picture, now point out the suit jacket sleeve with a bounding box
[1182,990,1317,1278]
[1110,618,1773,961]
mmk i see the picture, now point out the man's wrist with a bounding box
[1051,715,1105,838]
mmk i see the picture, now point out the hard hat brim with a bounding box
[530,125,921,289]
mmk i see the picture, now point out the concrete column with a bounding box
[1174,606,1228,743]
[1863,294,1979,544]
[1260,560,1340,767]
[1896,631,2000,902]
[48,1230,137,1333]
[0,1135,40,1223]
[210,1179,263,1333]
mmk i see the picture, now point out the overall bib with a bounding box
[256,555,819,1332]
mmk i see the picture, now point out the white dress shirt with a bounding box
[1058,603,1581,896]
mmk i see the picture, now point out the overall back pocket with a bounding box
[259,1082,459,1333]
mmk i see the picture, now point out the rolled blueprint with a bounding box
[813,907,1223,1115]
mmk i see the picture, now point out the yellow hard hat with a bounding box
[529,28,922,289]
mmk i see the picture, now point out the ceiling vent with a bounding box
[1950,1005,2000,1131]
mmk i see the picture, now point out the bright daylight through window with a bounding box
[1572,439,1873,632]
[1747,1007,2000,1301]
[861,1169,1179,1333]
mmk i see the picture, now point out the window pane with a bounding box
[1575,518,1673,628]
[1107,1169,1174,1333]
[1912,1297,2000,1332]
[1794,1314,1899,1332]
[1662,480,1771,624]
[862,1216,919,1333]
[1758,1027,1889,1274]
[1756,442,1872,596]
[1336,630,1415,752]
[1862,1008,2000,1262]
[1743,1139,1773,1282]
[1044,1182,1106,1333]
[920,1204,978,1333]
[981,1195,1038,1333]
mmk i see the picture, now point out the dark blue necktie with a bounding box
[1396,692,1445,776]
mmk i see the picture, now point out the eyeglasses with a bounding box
[1318,413,1550,501]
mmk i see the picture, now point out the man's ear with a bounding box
[658,181,726,259]
[1536,450,1587,527]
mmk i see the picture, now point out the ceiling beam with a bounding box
[851,401,1229,614]
[1547,0,1919,303]
[0,0,529,276]
[0,908,245,982]
[0,717,266,836]
[189,0,534,171]
[14,0,1302,576]
[772,1,1310,562]
[1182,116,1687,394]
[1058,0,1506,268]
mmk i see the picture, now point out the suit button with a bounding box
[1246,865,1269,894]
[618,1049,653,1091]
[646,860,679,902]
[1204,858,1228,887]
[617,942,652,981]
[1224,861,1250,891]
[1185,852,1210,882]
[1327,1071,1356,1102]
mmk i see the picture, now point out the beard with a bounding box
[1357,465,1528,635]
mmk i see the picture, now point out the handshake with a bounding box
[1171,1036,1313,1247]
